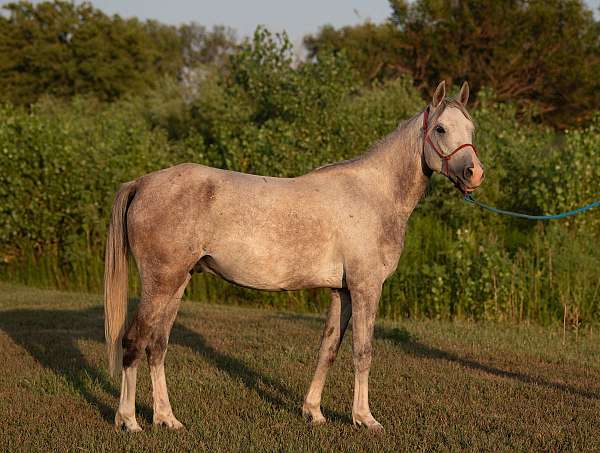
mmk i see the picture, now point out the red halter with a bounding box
[423,106,478,177]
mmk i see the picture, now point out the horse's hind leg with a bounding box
[147,273,191,429]
[115,268,190,432]
[115,365,141,431]
[302,289,352,424]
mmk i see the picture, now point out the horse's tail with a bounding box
[104,181,137,379]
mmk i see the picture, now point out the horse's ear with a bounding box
[432,81,446,108]
[459,81,470,106]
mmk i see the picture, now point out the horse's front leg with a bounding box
[349,282,383,431]
[303,288,352,424]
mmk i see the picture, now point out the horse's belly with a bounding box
[197,244,343,291]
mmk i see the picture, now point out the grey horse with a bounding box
[104,81,484,432]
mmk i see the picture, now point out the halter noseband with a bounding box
[422,106,478,177]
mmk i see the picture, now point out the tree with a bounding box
[305,0,600,128]
[304,22,405,84]
[179,23,237,67]
[0,1,183,104]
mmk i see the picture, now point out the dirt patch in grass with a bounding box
[1,283,599,451]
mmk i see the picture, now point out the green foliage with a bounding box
[306,0,600,129]
[1,27,599,325]
[179,23,237,67]
[304,22,403,85]
[0,1,182,103]
[192,28,422,177]
[0,98,196,287]
[0,2,236,105]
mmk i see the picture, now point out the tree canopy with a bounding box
[0,1,236,104]
[305,0,600,128]
[1,0,598,128]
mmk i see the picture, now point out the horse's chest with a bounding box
[377,218,407,275]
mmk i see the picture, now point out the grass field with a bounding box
[1,283,599,451]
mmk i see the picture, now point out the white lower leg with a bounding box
[352,370,370,419]
[350,287,383,431]
[303,290,350,424]
[115,367,142,431]
[352,369,383,430]
[150,362,183,429]
[303,372,327,423]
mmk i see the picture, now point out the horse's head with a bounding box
[422,81,484,194]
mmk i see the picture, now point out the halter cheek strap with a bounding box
[423,106,478,177]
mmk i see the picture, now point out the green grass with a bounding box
[1,283,599,451]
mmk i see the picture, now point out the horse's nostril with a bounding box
[464,166,474,180]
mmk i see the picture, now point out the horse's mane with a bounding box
[310,109,423,174]
[310,96,472,175]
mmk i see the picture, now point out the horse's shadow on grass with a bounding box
[376,325,600,400]
[169,323,351,423]
[5,304,594,430]
[0,303,327,426]
[272,313,600,401]
[0,305,151,424]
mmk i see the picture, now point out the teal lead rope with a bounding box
[464,194,600,220]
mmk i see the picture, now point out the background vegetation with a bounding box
[0,0,599,325]
[305,0,600,128]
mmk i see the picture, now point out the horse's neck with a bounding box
[359,113,430,218]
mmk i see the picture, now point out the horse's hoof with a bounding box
[115,412,142,432]
[308,416,326,426]
[352,414,384,432]
[302,404,326,425]
[367,421,384,432]
[154,414,185,430]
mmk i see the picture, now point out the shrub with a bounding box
[1,28,598,324]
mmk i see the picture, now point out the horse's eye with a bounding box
[435,125,446,134]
